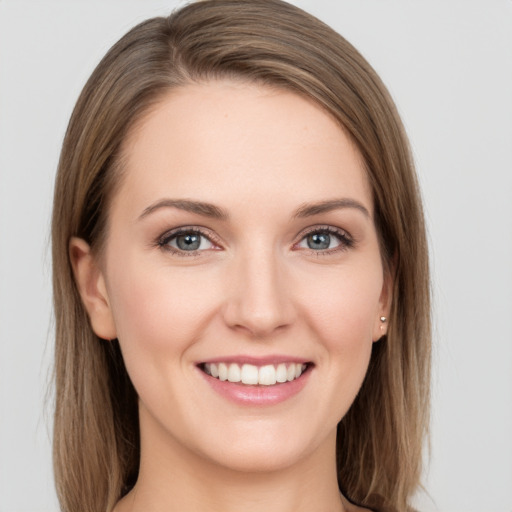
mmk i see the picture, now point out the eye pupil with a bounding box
[307,232,330,250]
[176,233,201,250]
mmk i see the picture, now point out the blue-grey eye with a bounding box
[166,231,213,252]
[176,233,201,250]
[307,232,331,250]
[297,229,343,251]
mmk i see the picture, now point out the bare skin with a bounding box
[71,80,388,512]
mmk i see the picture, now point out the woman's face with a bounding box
[77,81,390,473]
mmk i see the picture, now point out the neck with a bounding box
[114,415,346,512]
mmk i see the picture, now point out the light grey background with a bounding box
[0,1,511,511]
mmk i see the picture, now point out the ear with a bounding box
[69,237,117,340]
[372,265,394,342]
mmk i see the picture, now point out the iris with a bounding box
[307,232,331,250]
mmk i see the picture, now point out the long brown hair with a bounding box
[52,1,431,511]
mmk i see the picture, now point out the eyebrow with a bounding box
[293,198,370,219]
[138,197,370,222]
[138,199,229,221]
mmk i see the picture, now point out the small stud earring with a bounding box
[380,316,387,323]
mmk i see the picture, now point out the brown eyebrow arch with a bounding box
[293,198,370,219]
[138,199,229,221]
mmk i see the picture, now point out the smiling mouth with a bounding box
[199,362,311,386]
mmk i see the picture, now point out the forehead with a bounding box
[114,80,372,219]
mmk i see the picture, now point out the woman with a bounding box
[51,1,431,511]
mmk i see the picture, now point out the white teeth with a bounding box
[204,362,307,386]
[275,363,287,383]
[259,365,276,386]
[241,364,259,385]
[218,363,228,381]
[227,363,241,383]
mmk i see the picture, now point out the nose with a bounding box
[222,247,296,339]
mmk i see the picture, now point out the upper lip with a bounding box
[198,355,312,366]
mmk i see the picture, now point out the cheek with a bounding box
[300,263,382,345]
[104,256,222,377]
[297,262,382,398]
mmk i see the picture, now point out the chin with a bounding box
[202,444,308,474]
[189,419,331,475]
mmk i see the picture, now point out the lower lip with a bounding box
[198,366,312,406]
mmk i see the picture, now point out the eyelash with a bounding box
[156,225,354,257]
[157,226,221,257]
[296,225,354,255]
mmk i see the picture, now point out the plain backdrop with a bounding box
[0,1,511,511]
